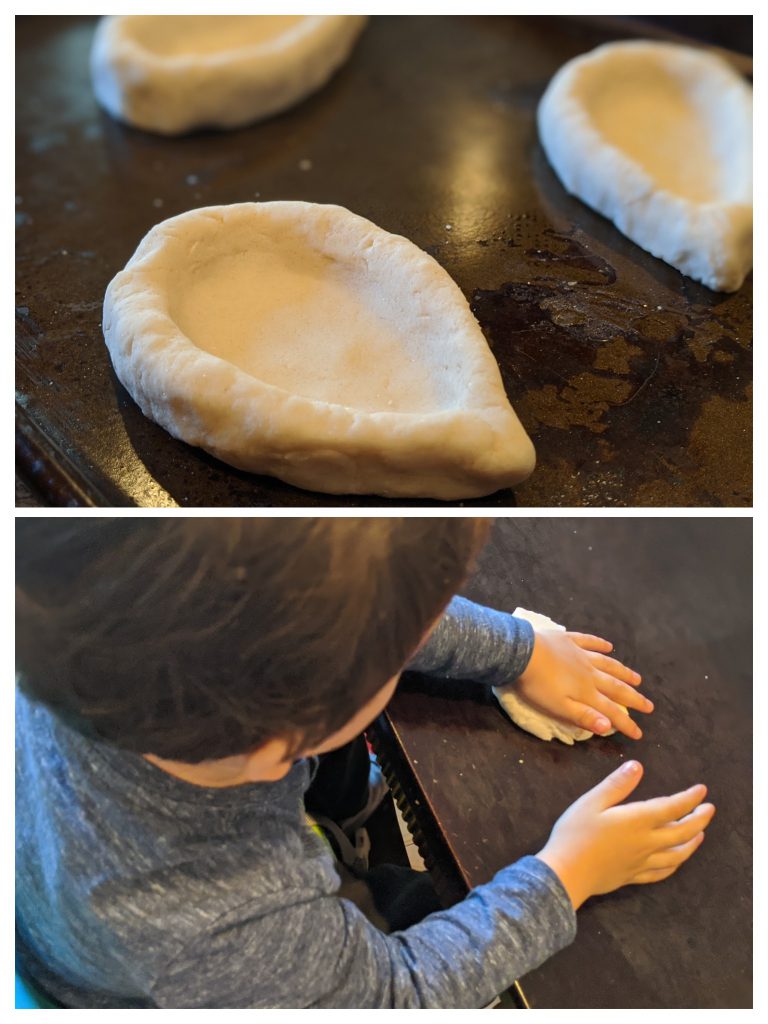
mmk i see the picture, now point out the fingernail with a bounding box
[623,760,640,773]
[596,717,611,732]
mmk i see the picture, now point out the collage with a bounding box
[14,10,753,1013]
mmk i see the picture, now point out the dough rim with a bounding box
[111,17,324,68]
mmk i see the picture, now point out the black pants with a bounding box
[305,735,443,932]
[304,734,372,823]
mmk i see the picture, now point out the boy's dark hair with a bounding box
[16,517,489,763]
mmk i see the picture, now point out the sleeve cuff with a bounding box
[406,596,537,687]
[500,853,578,949]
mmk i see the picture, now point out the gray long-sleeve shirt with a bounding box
[15,596,576,1008]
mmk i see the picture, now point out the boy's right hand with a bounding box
[536,761,715,911]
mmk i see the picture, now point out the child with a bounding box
[15,518,714,1008]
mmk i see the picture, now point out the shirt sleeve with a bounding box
[149,855,576,1009]
[406,596,535,687]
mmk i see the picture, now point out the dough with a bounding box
[90,15,367,134]
[102,201,536,499]
[493,608,615,744]
[538,41,752,292]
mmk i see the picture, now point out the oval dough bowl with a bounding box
[90,15,367,135]
[538,41,752,292]
[103,202,536,500]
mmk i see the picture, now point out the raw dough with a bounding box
[102,201,536,499]
[90,15,367,134]
[493,607,614,744]
[538,41,752,292]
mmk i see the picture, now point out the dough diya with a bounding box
[102,202,535,499]
[538,41,752,292]
[90,15,367,134]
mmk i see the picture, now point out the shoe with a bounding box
[338,757,389,836]
[311,816,372,872]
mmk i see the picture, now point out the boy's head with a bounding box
[16,518,489,771]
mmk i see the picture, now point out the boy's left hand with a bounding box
[516,630,652,739]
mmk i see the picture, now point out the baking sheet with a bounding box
[15,15,752,506]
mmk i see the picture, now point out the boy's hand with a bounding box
[516,629,652,739]
[537,761,715,910]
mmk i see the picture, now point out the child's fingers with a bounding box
[564,698,639,739]
[590,653,642,687]
[567,632,613,654]
[657,803,716,845]
[596,674,654,715]
[587,693,643,739]
[564,699,615,735]
[632,865,678,884]
[645,832,705,869]
[637,784,708,825]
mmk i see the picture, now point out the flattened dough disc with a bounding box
[493,607,614,744]
[103,202,536,499]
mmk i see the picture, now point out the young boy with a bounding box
[15,518,714,1009]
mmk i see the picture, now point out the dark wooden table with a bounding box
[16,16,751,507]
[370,518,752,1008]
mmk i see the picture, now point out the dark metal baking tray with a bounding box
[16,16,752,506]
